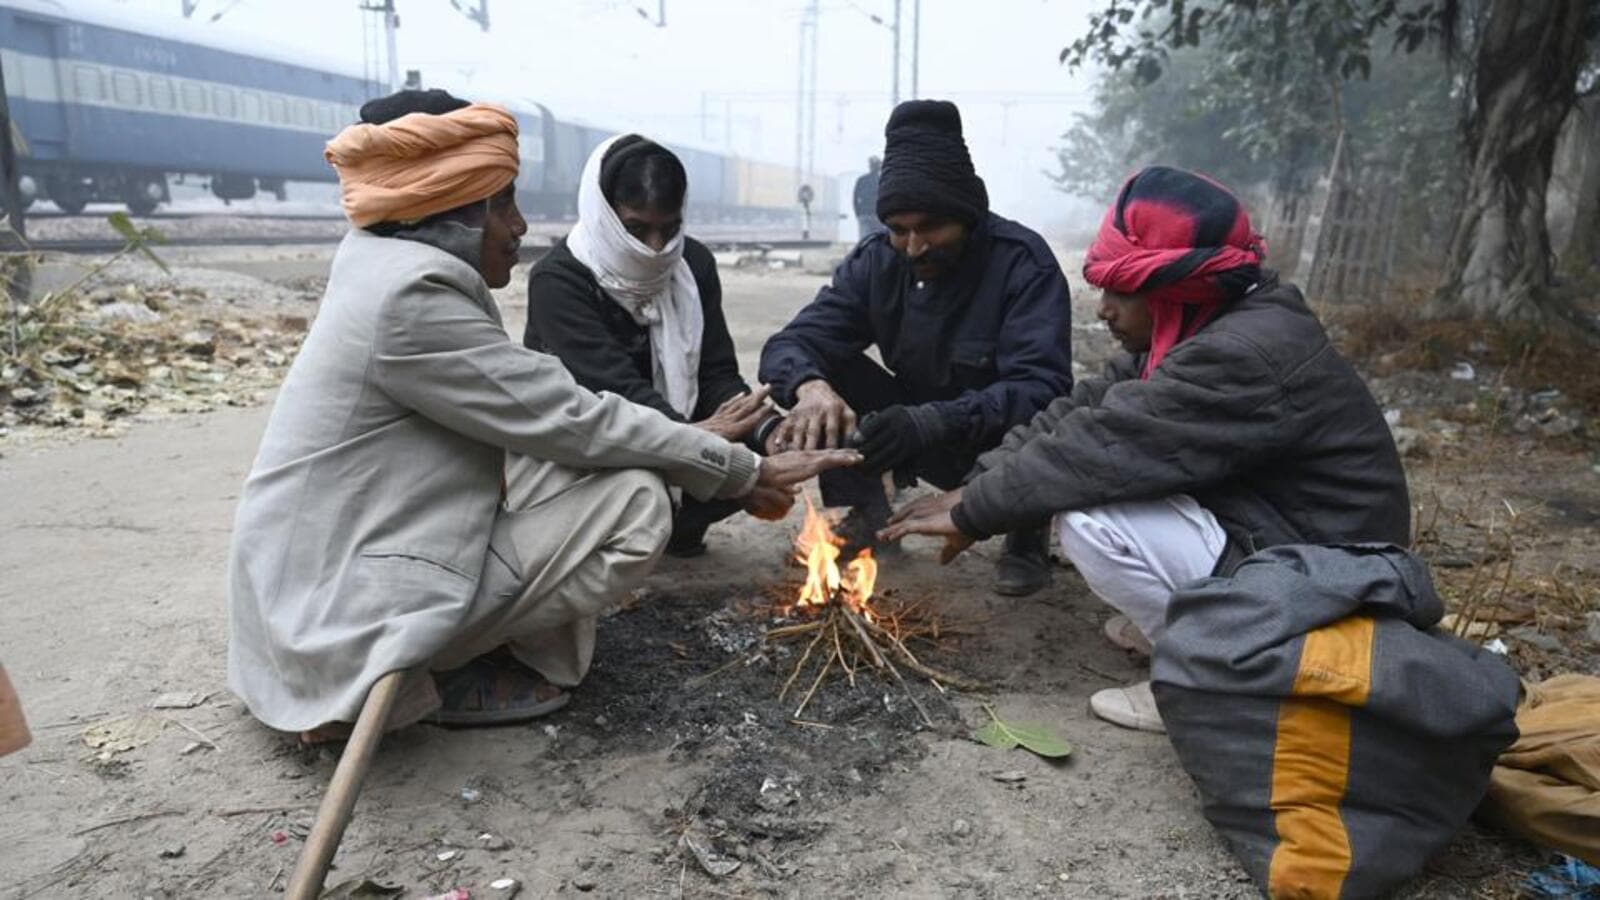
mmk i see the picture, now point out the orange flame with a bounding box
[792,496,877,620]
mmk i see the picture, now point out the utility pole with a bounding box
[359,1,402,92]
[806,0,819,184]
[910,0,920,100]
[890,0,902,105]
[795,0,819,187]
[1,57,30,356]
[383,1,400,93]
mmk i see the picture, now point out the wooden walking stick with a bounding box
[285,669,405,900]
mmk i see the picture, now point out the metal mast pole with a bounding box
[806,0,819,184]
[384,0,400,92]
[890,0,901,105]
[910,0,920,99]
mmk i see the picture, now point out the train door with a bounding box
[3,16,68,160]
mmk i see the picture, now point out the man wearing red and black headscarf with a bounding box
[883,166,1410,732]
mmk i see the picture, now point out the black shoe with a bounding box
[665,522,710,558]
[993,526,1051,596]
[836,498,901,559]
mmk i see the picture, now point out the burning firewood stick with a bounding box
[840,605,935,728]
[284,669,404,900]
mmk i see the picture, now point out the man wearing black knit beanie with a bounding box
[759,100,1073,596]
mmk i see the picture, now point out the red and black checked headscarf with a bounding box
[1084,166,1265,379]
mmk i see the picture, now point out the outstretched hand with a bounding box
[696,385,772,441]
[879,488,976,564]
[757,448,862,490]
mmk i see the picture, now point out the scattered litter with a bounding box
[1485,638,1510,655]
[990,770,1028,784]
[435,849,460,862]
[679,832,741,878]
[757,775,801,810]
[421,890,470,900]
[321,878,403,898]
[1524,854,1600,898]
[477,832,512,851]
[270,830,289,845]
[81,715,166,755]
[1450,362,1476,381]
[158,844,186,859]
[488,877,521,896]
[458,786,482,804]
[151,690,210,710]
[1440,614,1500,639]
[541,724,560,740]
[1508,626,1564,654]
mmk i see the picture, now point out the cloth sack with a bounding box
[1482,674,1600,866]
[1152,544,1521,898]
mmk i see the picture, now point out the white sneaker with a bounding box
[1102,615,1154,656]
[1089,680,1165,733]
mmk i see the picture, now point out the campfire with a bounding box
[765,498,981,725]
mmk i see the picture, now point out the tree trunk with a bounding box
[1560,97,1600,272]
[1434,0,1589,321]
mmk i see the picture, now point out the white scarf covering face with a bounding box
[565,135,704,419]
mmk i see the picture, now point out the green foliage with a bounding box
[106,211,169,274]
[972,705,1073,759]
[1051,7,1462,223]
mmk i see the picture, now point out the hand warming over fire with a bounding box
[757,448,862,491]
[695,386,773,441]
[879,488,977,564]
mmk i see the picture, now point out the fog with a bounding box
[88,0,1105,237]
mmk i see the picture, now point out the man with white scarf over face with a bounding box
[526,135,787,556]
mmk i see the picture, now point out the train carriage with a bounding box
[0,0,836,241]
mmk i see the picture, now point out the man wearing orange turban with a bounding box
[227,90,857,742]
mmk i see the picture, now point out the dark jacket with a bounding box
[758,212,1073,455]
[956,278,1410,570]
[853,170,879,218]
[524,236,748,422]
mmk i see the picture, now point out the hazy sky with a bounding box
[86,0,1106,232]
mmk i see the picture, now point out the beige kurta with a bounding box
[227,230,757,732]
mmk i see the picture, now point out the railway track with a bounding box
[23,233,833,258]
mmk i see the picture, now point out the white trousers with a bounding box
[1055,495,1227,644]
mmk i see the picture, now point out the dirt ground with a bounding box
[1,242,1594,898]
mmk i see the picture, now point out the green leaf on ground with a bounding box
[973,707,1072,759]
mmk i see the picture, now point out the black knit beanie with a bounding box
[876,100,988,226]
[359,88,469,125]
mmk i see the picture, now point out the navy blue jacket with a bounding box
[758,212,1073,454]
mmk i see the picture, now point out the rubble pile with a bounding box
[2,281,307,439]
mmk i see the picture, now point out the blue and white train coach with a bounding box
[0,0,384,214]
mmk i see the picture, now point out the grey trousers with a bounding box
[391,458,672,726]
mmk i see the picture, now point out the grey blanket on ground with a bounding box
[1151,543,1520,899]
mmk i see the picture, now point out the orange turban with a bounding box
[324,102,519,228]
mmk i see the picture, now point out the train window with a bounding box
[112,71,141,106]
[73,66,104,102]
[315,104,336,132]
[266,96,287,124]
[240,91,263,123]
[291,100,312,128]
[180,81,206,114]
[149,76,176,111]
[212,87,236,118]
